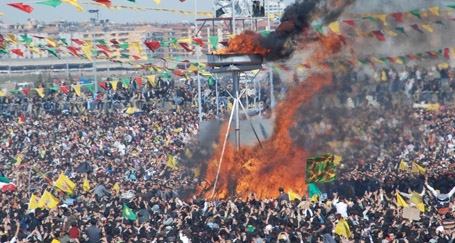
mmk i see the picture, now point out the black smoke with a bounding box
[260,0,356,61]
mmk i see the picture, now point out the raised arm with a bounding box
[448,185,455,198]
[425,182,438,197]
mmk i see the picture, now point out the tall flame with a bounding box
[198,34,345,199]
[214,30,270,56]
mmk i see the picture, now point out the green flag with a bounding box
[118,43,129,50]
[36,0,62,7]
[161,71,171,79]
[306,154,336,183]
[260,30,271,36]
[10,90,19,95]
[122,78,130,88]
[409,9,421,19]
[60,38,68,46]
[308,183,322,198]
[85,84,95,93]
[50,86,60,91]
[0,176,10,184]
[395,27,408,37]
[20,34,32,45]
[209,36,219,49]
[312,23,323,34]
[123,203,137,220]
[362,16,377,22]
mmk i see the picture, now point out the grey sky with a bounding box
[1,0,451,24]
[1,0,293,24]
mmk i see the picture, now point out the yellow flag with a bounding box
[30,47,44,55]
[83,178,90,192]
[38,191,59,209]
[375,14,387,26]
[396,193,409,207]
[411,162,426,174]
[187,64,199,72]
[421,23,433,33]
[288,190,301,201]
[378,71,387,81]
[7,33,18,45]
[45,37,56,47]
[35,88,45,98]
[399,159,408,171]
[384,29,398,37]
[129,42,142,55]
[334,155,342,166]
[166,155,178,170]
[174,127,182,133]
[110,80,118,91]
[394,57,404,65]
[427,103,439,111]
[112,182,120,194]
[328,21,340,34]
[146,75,156,87]
[28,194,40,211]
[72,84,81,97]
[125,106,136,115]
[51,239,60,243]
[335,218,351,238]
[0,90,4,97]
[62,0,84,12]
[55,173,76,193]
[310,194,319,203]
[82,46,92,61]
[429,6,439,16]
[16,156,22,166]
[410,192,425,212]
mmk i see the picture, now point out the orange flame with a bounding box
[214,30,270,56]
[199,34,346,199]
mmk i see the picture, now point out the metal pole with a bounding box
[215,75,219,120]
[195,0,203,122]
[233,70,240,150]
[232,0,236,35]
[266,0,275,108]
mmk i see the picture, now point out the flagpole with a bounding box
[195,0,202,122]
[27,165,32,195]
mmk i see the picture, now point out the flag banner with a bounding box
[411,162,426,174]
[306,154,336,183]
[397,193,409,207]
[38,190,59,209]
[123,203,137,220]
[335,218,351,238]
[54,173,76,193]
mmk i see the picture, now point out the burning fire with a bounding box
[198,33,346,199]
[214,30,270,56]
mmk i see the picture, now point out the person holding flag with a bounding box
[425,177,455,214]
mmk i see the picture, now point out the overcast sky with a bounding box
[1,0,451,24]
[0,0,293,24]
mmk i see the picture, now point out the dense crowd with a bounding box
[1,64,455,243]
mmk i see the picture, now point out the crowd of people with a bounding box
[1,64,455,243]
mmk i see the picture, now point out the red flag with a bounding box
[407,54,418,60]
[444,48,451,60]
[343,19,355,26]
[173,70,184,77]
[219,41,228,47]
[60,86,69,94]
[192,37,204,47]
[96,44,111,53]
[98,82,108,90]
[71,39,84,45]
[179,43,193,52]
[427,51,438,59]
[391,12,403,22]
[19,113,25,123]
[387,57,396,63]
[303,63,311,69]
[344,59,356,67]
[11,49,24,57]
[110,39,119,45]
[179,0,185,2]
[132,55,141,60]
[7,3,34,13]
[144,41,161,52]
[32,35,44,39]
[66,46,80,57]
[94,0,112,6]
[22,88,30,95]
[97,50,110,58]
[134,77,143,87]
[410,24,423,33]
[371,30,386,41]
